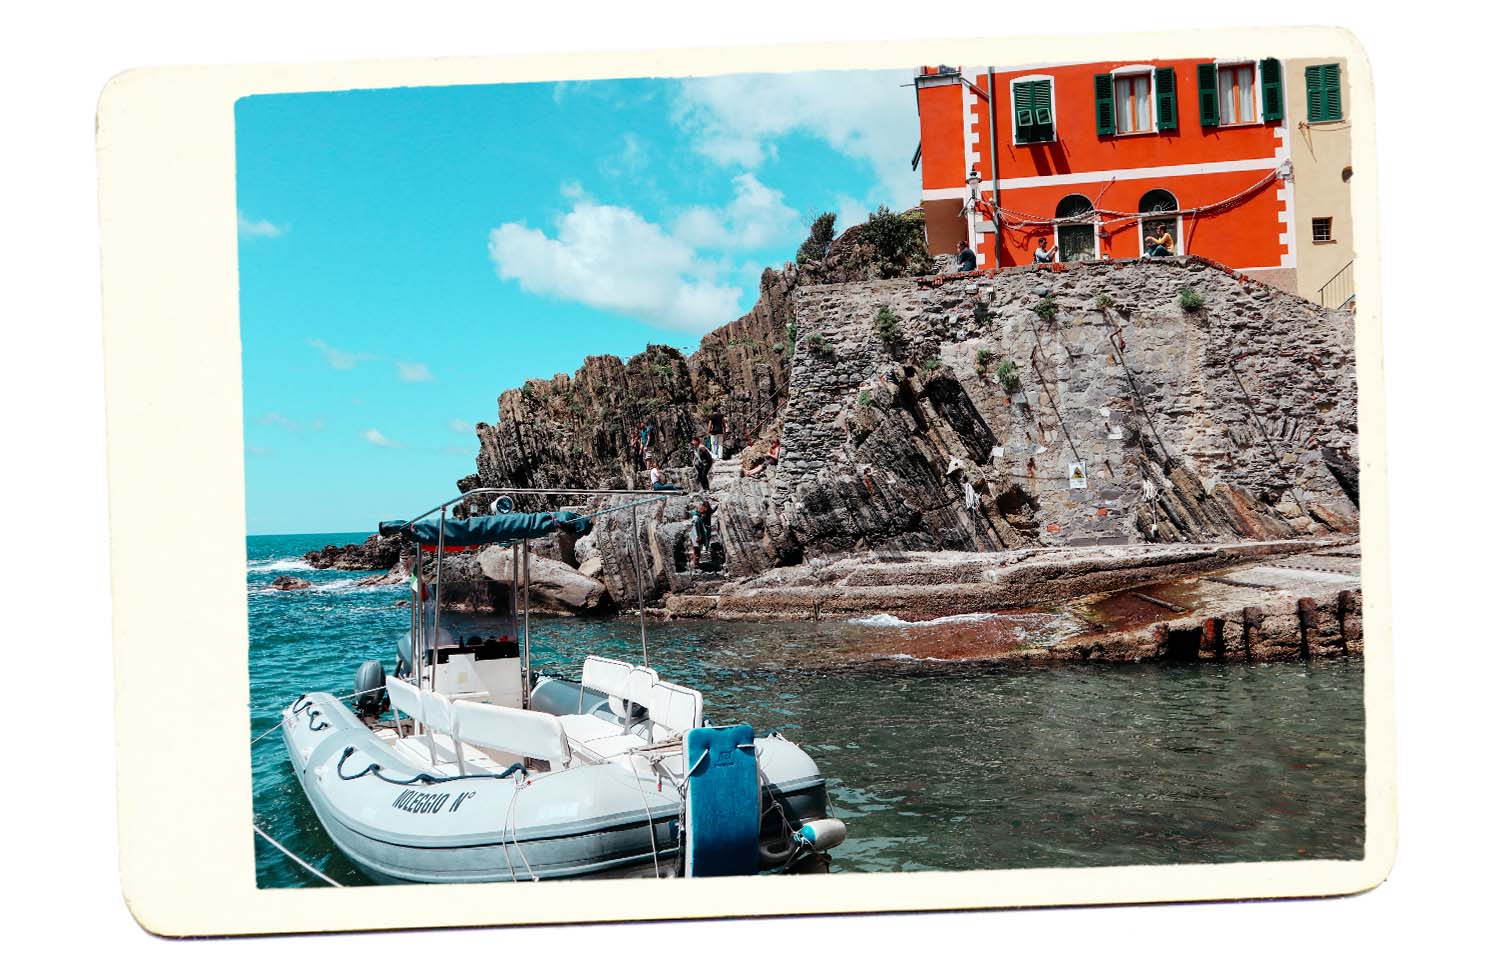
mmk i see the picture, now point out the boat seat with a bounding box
[391,734,505,776]
[454,699,573,770]
[649,681,704,744]
[574,727,654,761]
[386,677,423,731]
[559,712,626,745]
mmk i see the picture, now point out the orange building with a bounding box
[914,59,1311,292]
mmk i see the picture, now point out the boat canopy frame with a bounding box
[385,488,672,709]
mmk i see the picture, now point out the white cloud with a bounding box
[448,419,471,434]
[672,173,801,251]
[363,428,401,448]
[307,338,375,371]
[237,212,286,237]
[674,70,920,209]
[834,193,872,239]
[255,411,301,432]
[396,361,434,382]
[488,198,743,333]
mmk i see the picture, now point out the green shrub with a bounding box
[922,356,942,373]
[1094,294,1116,311]
[874,305,901,346]
[858,389,873,407]
[1033,298,1058,322]
[786,317,799,348]
[862,205,934,278]
[807,331,831,355]
[1178,287,1205,312]
[994,359,1021,392]
[771,342,784,354]
[796,212,837,264]
[976,348,995,369]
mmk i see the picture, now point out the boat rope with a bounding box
[252,822,344,887]
[335,745,526,786]
[629,759,663,878]
[501,775,539,882]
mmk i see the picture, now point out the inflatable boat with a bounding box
[275,488,846,883]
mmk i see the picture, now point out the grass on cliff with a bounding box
[1178,287,1206,312]
[874,305,901,346]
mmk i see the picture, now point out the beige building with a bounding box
[1285,57,1355,307]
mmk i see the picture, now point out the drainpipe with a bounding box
[987,67,1000,266]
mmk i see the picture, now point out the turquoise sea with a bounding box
[249,532,1366,889]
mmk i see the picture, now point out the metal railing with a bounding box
[1317,260,1355,309]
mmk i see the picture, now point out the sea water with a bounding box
[249,533,1365,888]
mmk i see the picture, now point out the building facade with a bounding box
[914,57,1352,303]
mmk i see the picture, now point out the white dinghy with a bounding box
[274,488,845,883]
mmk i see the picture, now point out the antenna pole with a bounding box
[522,540,532,708]
[630,503,648,665]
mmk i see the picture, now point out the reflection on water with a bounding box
[248,534,1364,888]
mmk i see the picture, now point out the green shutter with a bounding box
[1197,63,1219,126]
[1013,81,1033,141]
[1305,65,1325,121]
[1095,73,1116,135]
[1306,63,1343,122]
[1013,80,1054,144]
[1322,63,1342,120]
[1260,58,1283,122]
[1155,67,1178,131]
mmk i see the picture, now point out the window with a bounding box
[1013,78,1055,144]
[1056,195,1096,262]
[1196,59,1281,126]
[1218,63,1257,125]
[1139,190,1180,257]
[1312,217,1333,243]
[1306,63,1343,122]
[1114,73,1152,133]
[1095,66,1177,136]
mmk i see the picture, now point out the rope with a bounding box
[989,168,1282,233]
[335,745,525,786]
[252,823,344,887]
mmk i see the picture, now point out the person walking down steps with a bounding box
[690,436,714,491]
[707,406,727,461]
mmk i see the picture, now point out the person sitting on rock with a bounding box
[690,436,714,491]
[1033,237,1058,263]
[648,458,675,491]
[743,438,781,478]
[956,240,977,272]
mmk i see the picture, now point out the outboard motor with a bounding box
[353,660,387,718]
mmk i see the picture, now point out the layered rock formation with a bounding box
[467,256,1358,608]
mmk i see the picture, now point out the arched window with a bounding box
[1055,194,1096,263]
[1139,189,1180,257]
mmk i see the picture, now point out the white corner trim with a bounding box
[1111,64,1155,76]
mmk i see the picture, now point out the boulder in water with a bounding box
[270,575,313,591]
[476,547,609,614]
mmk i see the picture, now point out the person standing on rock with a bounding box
[956,240,977,272]
[1033,237,1058,263]
[689,499,716,571]
[690,436,714,491]
[707,406,727,460]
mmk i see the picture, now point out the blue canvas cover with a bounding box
[684,723,761,877]
[379,510,591,547]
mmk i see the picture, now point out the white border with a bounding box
[97,26,1393,937]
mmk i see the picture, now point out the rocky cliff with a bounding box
[464,254,1358,608]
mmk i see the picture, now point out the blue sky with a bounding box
[237,70,917,534]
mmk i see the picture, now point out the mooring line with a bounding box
[252,822,344,887]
